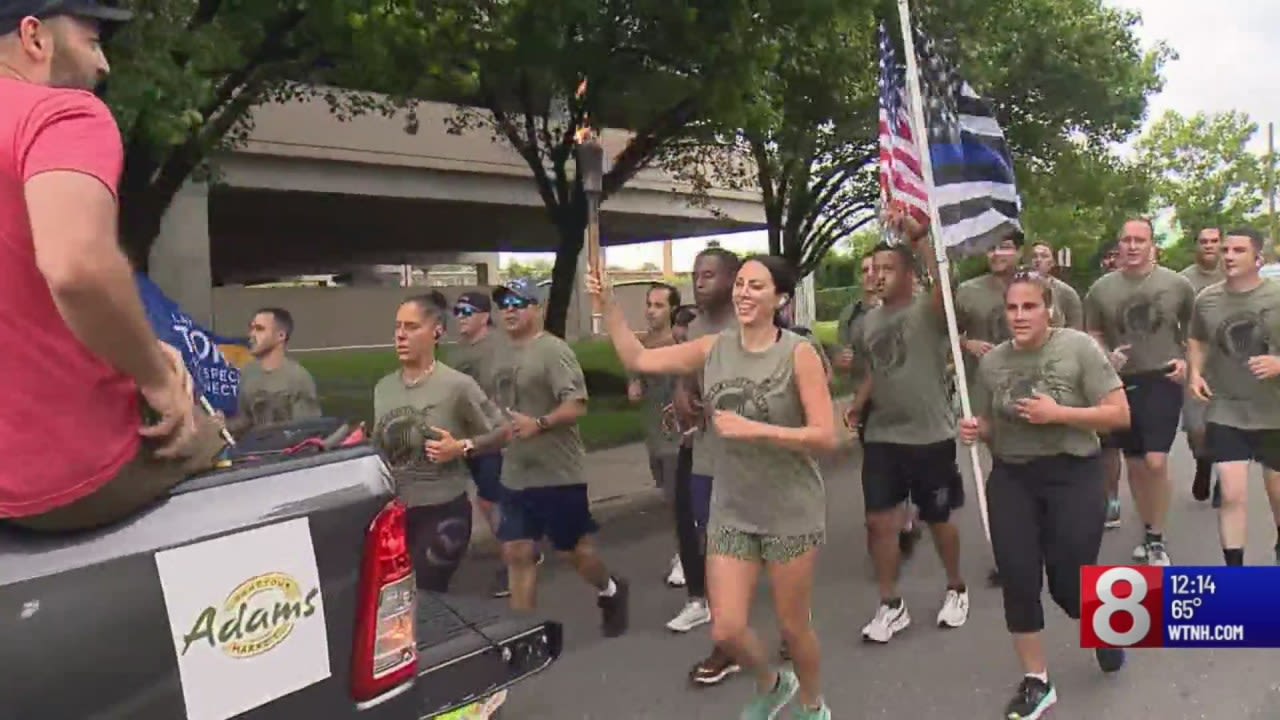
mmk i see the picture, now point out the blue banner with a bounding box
[1162,567,1275,648]
[135,274,251,416]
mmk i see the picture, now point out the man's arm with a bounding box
[27,171,171,392]
[23,97,172,393]
[292,368,323,419]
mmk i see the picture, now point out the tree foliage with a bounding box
[103,0,464,265]
[380,0,776,336]
[669,0,1169,283]
[1136,109,1265,243]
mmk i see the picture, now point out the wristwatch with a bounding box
[535,416,551,431]
[461,439,476,457]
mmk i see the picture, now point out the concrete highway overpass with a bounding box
[150,88,765,340]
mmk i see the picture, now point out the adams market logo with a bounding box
[180,572,321,659]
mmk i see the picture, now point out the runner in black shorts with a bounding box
[1083,219,1196,566]
[962,270,1131,720]
[490,279,629,637]
[1189,227,1280,566]
[849,208,968,644]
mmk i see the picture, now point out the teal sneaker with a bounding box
[740,668,799,720]
[792,702,832,719]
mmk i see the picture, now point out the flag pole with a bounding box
[894,0,992,547]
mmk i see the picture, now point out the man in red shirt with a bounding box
[0,1,225,531]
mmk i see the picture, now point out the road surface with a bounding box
[449,440,1280,719]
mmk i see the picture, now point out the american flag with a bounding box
[913,25,1021,256]
[877,24,928,225]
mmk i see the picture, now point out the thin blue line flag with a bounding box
[135,274,251,416]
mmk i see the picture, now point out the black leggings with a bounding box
[406,493,474,592]
[674,446,708,600]
[988,454,1105,634]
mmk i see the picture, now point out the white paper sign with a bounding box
[154,518,332,720]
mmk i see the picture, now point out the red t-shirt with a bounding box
[0,78,141,518]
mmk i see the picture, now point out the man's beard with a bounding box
[48,47,97,92]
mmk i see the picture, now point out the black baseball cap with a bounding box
[0,1,133,35]
[492,278,547,306]
[454,291,492,313]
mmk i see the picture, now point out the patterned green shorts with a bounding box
[707,525,825,564]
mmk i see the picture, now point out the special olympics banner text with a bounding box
[1081,566,1276,649]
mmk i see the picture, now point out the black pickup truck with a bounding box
[0,441,560,719]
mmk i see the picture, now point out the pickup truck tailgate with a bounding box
[0,448,413,720]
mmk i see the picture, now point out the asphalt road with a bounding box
[450,439,1280,719]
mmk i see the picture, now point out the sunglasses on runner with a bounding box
[453,305,479,318]
[498,296,534,311]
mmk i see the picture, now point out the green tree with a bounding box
[673,0,1168,282]
[503,258,554,283]
[402,0,776,336]
[104,0,459,265]
[1136,110,1264,246]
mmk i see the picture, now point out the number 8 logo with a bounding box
[1091,566,1151,647]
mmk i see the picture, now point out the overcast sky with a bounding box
[503,0,1278,271]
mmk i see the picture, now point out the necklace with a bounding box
[401,361,437,387]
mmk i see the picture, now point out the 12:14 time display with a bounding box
[1169,573,1217,596]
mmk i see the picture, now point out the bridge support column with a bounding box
[148,180,214,325]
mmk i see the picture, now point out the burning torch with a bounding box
[572,79,606,334]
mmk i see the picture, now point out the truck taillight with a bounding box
[351,500,417,703]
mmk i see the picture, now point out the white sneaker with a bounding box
[666,599,711,632]
[665,555,686,588]
[936,588,970,628]
[1146,541,1171,567]
[1131,542,1148,561]
[861,601,911,643]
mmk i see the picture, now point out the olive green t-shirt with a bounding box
[686,311,733,476]
[703,327,825,536]
[1083,266,1196,374]
[634,332,681,458]
[1181,263,1225,296]
[1189,279,1280,430]
[1050,277,1085,330]
[372,364,500,506]
[835,299,876,386]
[853,293,956,444]
[973,328,1122,462]
[234,357,321,430]
[449,330,509,399]
[491,333,589,489]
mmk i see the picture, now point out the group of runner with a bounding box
[577,210,1280,720]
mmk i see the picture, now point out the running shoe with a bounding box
[740,668,798,720]
[861,601,910,643]
[489,566,511,598]
[599,577,630,637]
[1131,542,1148,562]
[1104,498,1122,529]
[936,588,970,628]
[666,554,686,588]
[691,647,742,686]
[1004,676,1057,720]
[666,599,711,632]
[1146,541,1171,567]
[791,703,832,720]
[1095,648,1126,673]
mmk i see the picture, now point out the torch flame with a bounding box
[573,78,594,145]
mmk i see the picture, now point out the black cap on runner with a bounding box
[0,1,133,35]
